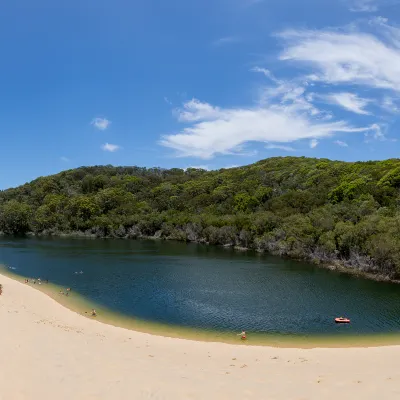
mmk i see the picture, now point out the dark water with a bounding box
[1,237,400,337]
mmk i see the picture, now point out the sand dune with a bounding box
[1,273,400,400]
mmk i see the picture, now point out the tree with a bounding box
[0,200,32,234]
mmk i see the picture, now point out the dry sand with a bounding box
[1,273,400,400]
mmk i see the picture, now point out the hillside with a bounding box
[1,156,400,279]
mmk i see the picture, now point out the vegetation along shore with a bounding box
[1,156,400,281]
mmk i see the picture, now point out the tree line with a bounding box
[1,157,400,279]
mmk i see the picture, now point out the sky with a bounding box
[2,0,400,189]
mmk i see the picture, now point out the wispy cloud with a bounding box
[91,117,111,131]
[364,123,386,141]
[101,143,120,152]
[251,67,281,83]
[160,96,375,159]
[348,0,379,11]
[265,144,296,151]
[278,24,400,92]
[334,140,349,147]
[382,96,400,113]
[347,0,399,12]
[319,92,372,115]
[164,97,172,105]
[160,20,400,159]
[212,36,241,46]
[60,156,70,162]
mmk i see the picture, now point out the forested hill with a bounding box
[1,156,400,279]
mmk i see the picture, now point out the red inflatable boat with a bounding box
[335,317,350,324]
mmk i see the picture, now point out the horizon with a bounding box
[2,0,400,189]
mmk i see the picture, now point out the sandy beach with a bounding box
[1,273,400,400]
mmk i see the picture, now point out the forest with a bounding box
[1,156,400,279]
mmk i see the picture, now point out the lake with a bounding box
[1,237,400,341]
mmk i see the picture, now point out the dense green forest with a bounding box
[1,157,400,279]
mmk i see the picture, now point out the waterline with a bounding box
[2,266,400,349]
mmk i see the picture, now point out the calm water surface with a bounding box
[1,237,400,337]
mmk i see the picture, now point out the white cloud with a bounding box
[279,25,400,92]
[364,123,386,141]
[164,97,172,105]
[251,67,281,83]
[101,143,120,152]
[348,0,379,11]
[91,117,111,131]
[60,156,70,162]
[382,96,400,112]
[265,144,296,151]
[334,140,349,147]
[160,22,400,159]
[160,98,376,159]
[348,0,400,12]
[320,92,372,114]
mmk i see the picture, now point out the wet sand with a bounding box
[1,273,400,399]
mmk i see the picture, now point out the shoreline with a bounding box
[3,232,400,284]
[2,272,400,399]
[2,268,400,349]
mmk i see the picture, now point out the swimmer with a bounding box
[91,309,97,317]
[237,331,246,340]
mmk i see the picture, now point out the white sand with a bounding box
[1,274,400,400]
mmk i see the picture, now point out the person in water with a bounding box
[91,309,97,317]
[238,331,246,340]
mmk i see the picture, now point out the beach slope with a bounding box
[1,273,400,400]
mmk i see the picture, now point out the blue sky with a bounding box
[2,0,400,189]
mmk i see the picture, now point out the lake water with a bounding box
[1,237,400,339]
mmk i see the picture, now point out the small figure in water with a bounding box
[238,331,246,340]
[91,309,97,317]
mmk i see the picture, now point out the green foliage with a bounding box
[2,156,400,278]
[0,200,32,234]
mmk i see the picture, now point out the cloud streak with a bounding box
[160,98,376,159]
[279,26,400,92]
[160,19,399,159]
[334,140,349,147]
[347,0,400,12]
[320,92,372,115]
